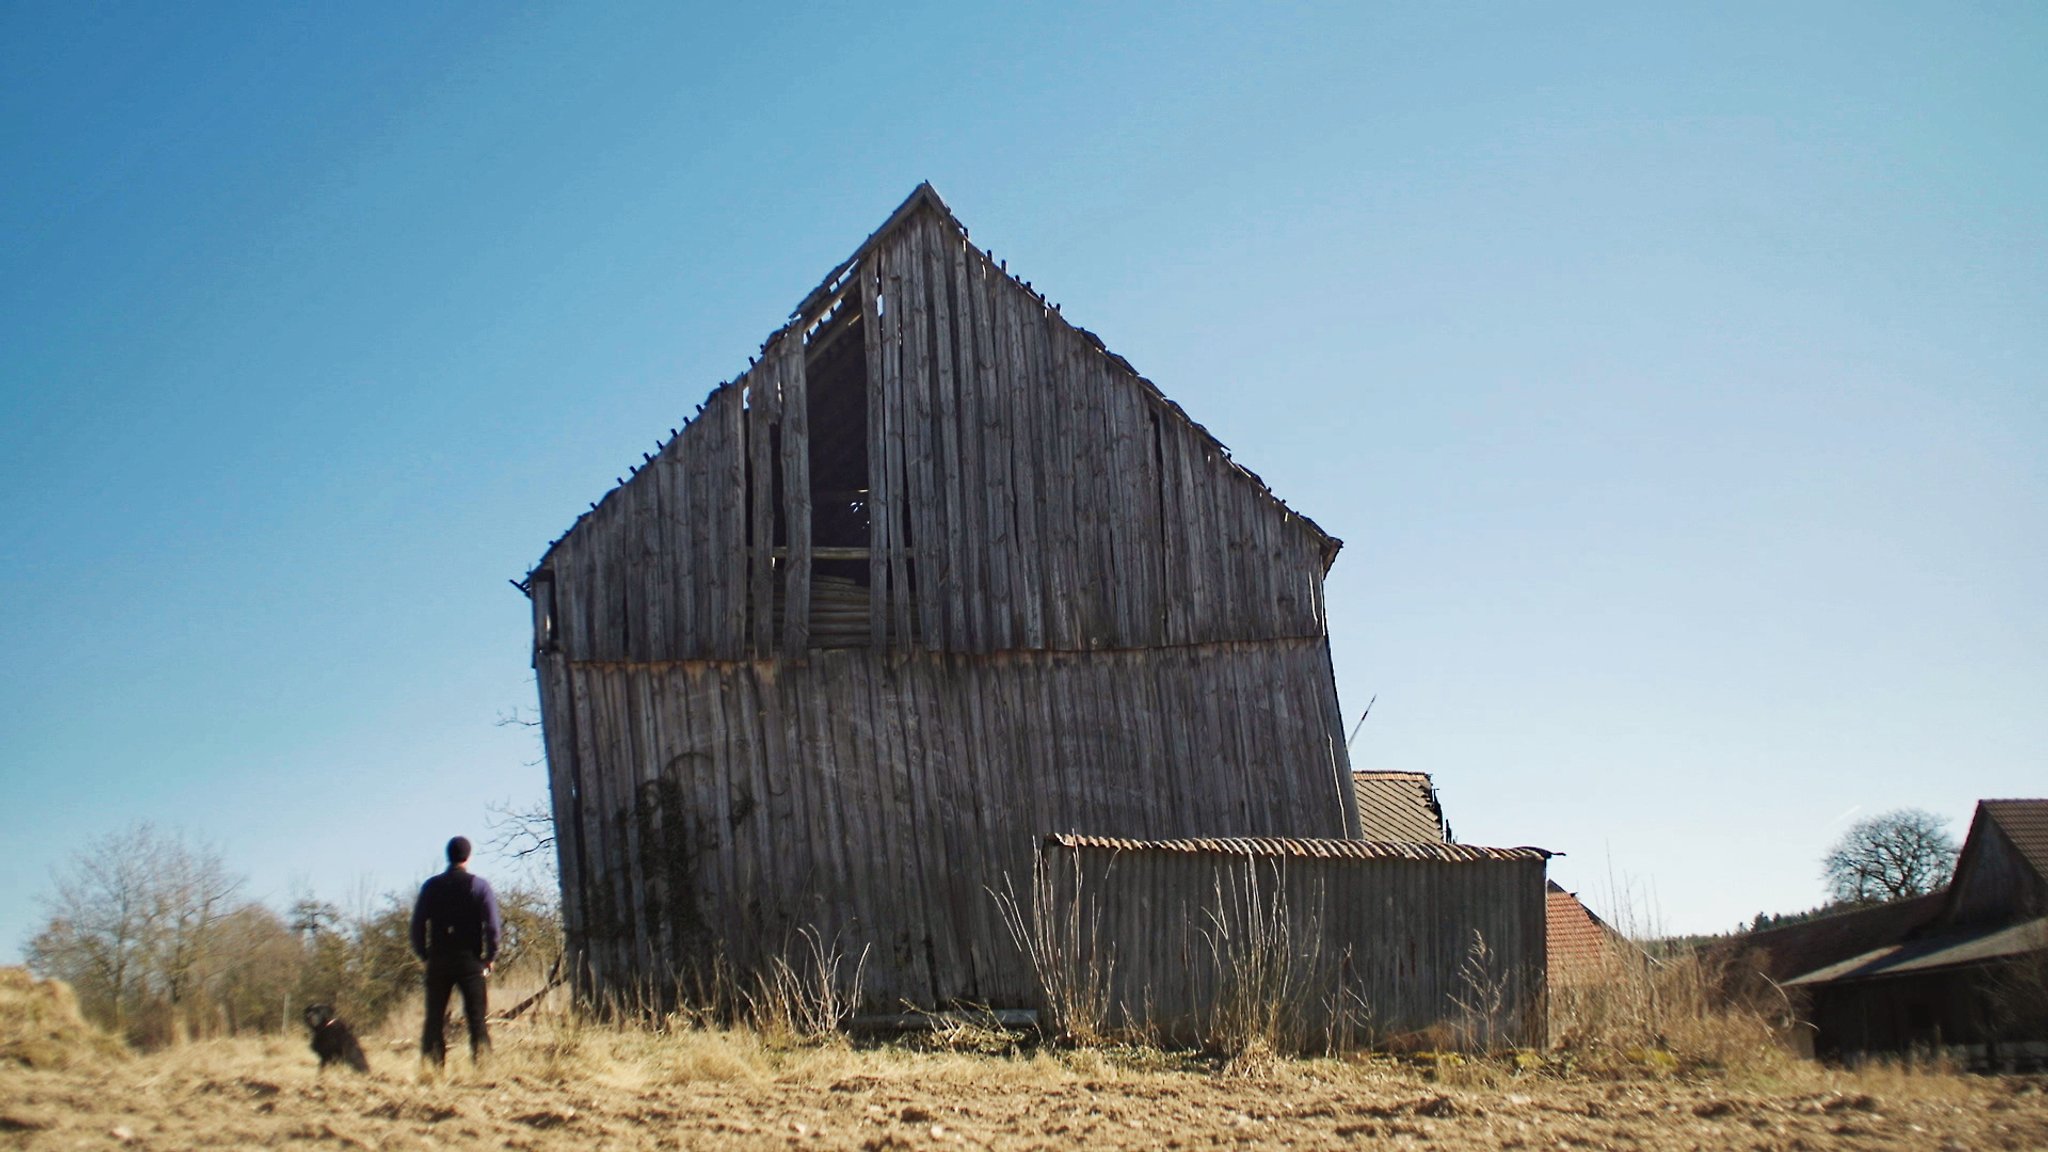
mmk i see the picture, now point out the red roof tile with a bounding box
[1547,882,1623,984]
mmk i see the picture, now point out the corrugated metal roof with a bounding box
[1352,771,1450,844]
[1784,916,2047,987]
[1047,833,1550,863]
[1981,798,2048,882]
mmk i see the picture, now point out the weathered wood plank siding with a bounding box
[1042,837,1549,1051]
[542,639,1349,1010]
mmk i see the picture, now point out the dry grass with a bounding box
[14,913,2038,1151]
[3,1012,2044,1151]
[1197,865,1332,1063]
[0,969,125,1071]
[992,858,1117,1047]
[1548,938,1799,1082]
[739,928,868,1047]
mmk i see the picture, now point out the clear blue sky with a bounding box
[4,3,2042,949]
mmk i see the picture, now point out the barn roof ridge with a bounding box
[530,182,1341,581]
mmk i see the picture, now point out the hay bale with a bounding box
[0,967,126,1069]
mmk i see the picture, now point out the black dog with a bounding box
[302,1004,370,1073]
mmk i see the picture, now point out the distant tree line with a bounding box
[22,823,560,1049]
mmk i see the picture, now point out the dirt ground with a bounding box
[4,1022,2046,1152]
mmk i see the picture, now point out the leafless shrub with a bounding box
[1197,859,1330,1062]
[1451,930,1511,1053]
[741,927,868,1045]
[992,852,1115,1046]
[26,823,247,1047]
[1985,944,2048,1049]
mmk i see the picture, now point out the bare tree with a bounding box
[25,823,243,1042]
[485,798,556,866]
[1822,808,1959,904]
[151,834,242,1013]
[489,703,559,886]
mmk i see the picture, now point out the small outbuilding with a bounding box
[1785,799,2048,1070]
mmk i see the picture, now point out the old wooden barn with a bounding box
[523,185,1541,1030]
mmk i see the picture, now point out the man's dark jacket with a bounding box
[410,868,502,973]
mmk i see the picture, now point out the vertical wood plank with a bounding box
[748,362,779,658]
[902,221,943,650]
[719,384,748,660]
[881,239,915,651]
[947,233,990,653]
[780,333,813,657]
[925,217,968,651]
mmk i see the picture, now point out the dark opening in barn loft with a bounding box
[521,185,1549,1038]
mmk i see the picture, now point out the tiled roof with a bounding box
[1352,772,1450,844]
[1547,882,1620,983]
[1981,799,2048,881]
[1047,833,1549,863]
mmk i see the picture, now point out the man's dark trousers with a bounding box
[421,954,489,1064]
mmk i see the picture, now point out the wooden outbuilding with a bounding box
[1785,799,2048,1070]
[523,185,1365,1013]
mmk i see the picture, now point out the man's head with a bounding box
[446,836,473,868]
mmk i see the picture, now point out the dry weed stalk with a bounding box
[992,853,1115,1046]
[1549,901,1795,1077]
[1451,930,1511,1053]
[741,927,869,1045]
[1198,859,1332,1060]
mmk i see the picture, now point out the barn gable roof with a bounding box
[1940,797,2048,927]
[1351,771,1451,844]
[1977,799,2048,881]
[531,183,1340,576]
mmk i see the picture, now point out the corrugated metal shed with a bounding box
[1038,834,1549,1052]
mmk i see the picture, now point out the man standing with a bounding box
[410,836,502,1066]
